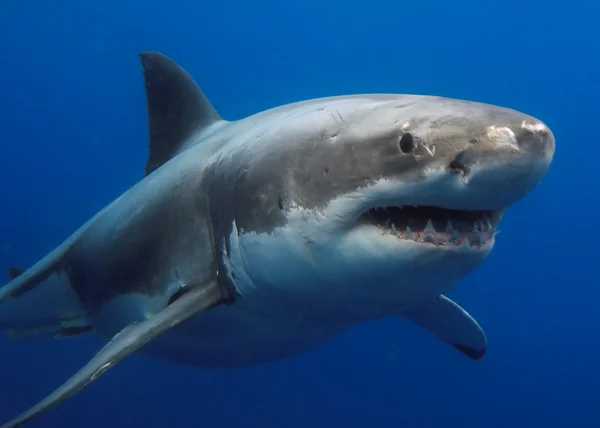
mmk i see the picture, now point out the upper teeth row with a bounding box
[416,218,494,232]
[385,218,493,233]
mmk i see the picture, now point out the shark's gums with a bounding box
[0,51,555,427]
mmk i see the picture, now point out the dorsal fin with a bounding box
[139,51,223,176]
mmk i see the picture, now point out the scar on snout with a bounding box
[520,120,547,133]
[485,125,518,147]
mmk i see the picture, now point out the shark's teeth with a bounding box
[377,220,496,249]
[469,233,482,246]
[361,205,501,248]
[485,217,492,229]
[425,219,435,233]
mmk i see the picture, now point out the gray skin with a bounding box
[0,51,555,427]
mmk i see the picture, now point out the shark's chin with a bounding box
[321,222,494,317]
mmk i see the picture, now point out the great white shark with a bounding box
[0,51,555,427]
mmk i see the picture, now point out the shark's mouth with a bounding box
[358,206,503,248]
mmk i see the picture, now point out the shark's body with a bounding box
[0,52,555,425]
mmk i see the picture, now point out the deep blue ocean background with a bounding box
[0,1,597,427]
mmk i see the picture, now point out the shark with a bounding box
[0,51,555,427]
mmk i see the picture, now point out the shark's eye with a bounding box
[398,133,414,154]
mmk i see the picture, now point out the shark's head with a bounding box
[208,94,555,319]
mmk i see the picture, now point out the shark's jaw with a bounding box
[355,205,503,250]
[315,168,513,261]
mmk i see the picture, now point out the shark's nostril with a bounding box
[449,159,465,174]
[449,152,470,176]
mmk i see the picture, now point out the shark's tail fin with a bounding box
[0,250,91,341]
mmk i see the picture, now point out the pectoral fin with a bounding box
[0,281,224,428]
[400,295,487,360]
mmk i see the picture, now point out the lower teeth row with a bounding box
[380,218,496,246]
[392,229,495,246]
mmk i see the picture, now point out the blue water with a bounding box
[0,0,597,426]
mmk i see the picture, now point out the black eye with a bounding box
[399,133,414,153]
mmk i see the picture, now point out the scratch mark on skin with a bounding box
[335,110,348,128]
[423,143,436,156]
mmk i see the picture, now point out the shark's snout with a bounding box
[515,119,555,161]
[443,116,555,211]
[448,119,555,173]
